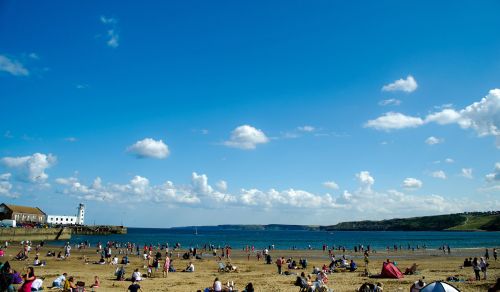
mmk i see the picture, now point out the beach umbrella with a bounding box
[420,281,460,292]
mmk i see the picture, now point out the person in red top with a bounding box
[276,257,284,274]
[19,267,35,292]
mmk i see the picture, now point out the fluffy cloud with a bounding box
[216,180,228,192]
[382,75,418,93]
[366,89,500,147]
[0,173,18,198]
[0,55,29,76]
[127,138,170,159]
[52,169,497,219]
[403,178,423,189]
[323,181,339,190]
[1,153,56,183]
[425,109,461,125]
[485,163,500,182]
[461,168,473,179]
[431,170,447,179]
[445,158,454,163]
[364,112,424,131]
[224,125,269,150]
[356,171,374,194]
[425,136,443,145]
[100,16,119,48]
[378,99,402,106]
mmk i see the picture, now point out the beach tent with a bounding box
[379,262,404,279]
[420,281,460,292]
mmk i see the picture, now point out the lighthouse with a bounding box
[77,203,85,225]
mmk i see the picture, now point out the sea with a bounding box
[51,228,500,250]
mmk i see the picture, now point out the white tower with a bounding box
[77,203,85,225]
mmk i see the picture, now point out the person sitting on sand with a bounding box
[242,282,254,292]
[115,266,126,281]
[132,268,143,281]
[94,256,106,265]
[349,259,358,272]
[19,267,36,292]
[213,277,222,292]
[90,275,100,289]
[405,263,418,275]
[33,256,43,266]
[312,266,320,274]
[294,272,309,289]
[52,273,67,289]
[63,276,77,292]
[410,278,426,292]
[226,262,238,272]
[464,258,471,267]
[317,270,328,284]
[183,262,195,272]
[111,255,118,265]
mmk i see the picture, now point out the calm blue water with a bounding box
[51,228,500,250]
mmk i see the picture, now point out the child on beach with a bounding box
[90,275,100,289]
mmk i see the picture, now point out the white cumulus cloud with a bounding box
[224,125,269,150]
[1,153,56,183]
[403,178,423,189]
[431,170,447,179]
[127,138,170,159]
[364,112,424,131]
[366,89,500,147]
[425,136,443,145]
[461,168,473,179]
[485,163,500,182]
[382,75,418,93]
[323,181,339,190]
[0,173,19,198]
[0,55,29,76]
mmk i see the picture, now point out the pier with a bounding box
[69,225,127,235]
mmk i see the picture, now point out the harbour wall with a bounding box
[0,227,71,241]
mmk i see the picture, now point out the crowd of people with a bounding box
[0,238,496,291]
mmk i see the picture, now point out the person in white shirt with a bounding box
[132,268,143,281]
[52,273,67,288]
[213,277,222,292]
[410,278,426,292]
[31,278,43,291]
[183,262,194,272]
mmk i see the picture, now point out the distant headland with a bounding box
[171,211,500,232]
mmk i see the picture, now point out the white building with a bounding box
[46,203,85,225]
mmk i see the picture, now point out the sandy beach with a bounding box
[3,245,499,292]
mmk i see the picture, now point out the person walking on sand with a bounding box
[163,255,170,277]
[472,257,481,281]
[480,257,488,280]
[494,248,498,261]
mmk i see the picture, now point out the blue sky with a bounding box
[0,0,499,227]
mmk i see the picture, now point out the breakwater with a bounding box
[69,225,127,235]
[0,227,71,241]
[0,225,127,242]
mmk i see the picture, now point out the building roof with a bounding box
[1,204,46,215]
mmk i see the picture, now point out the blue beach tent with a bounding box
[420,281,460,292]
